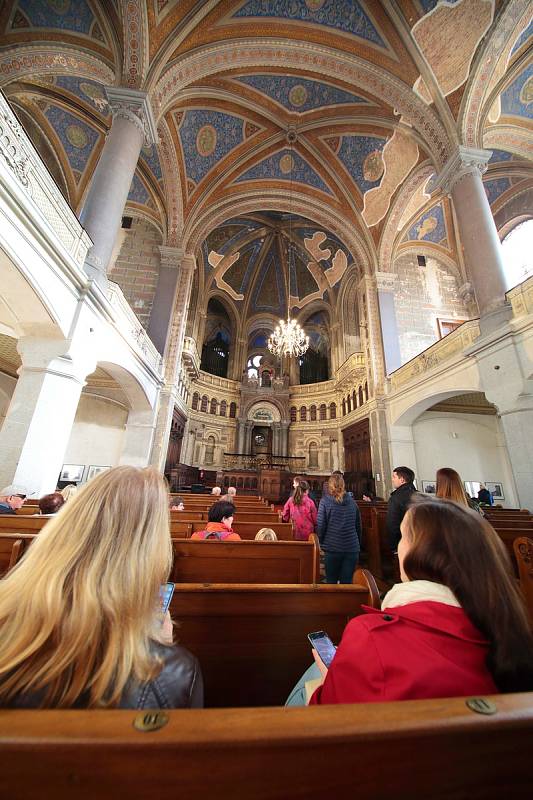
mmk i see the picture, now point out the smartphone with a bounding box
[159,582,175,616]
[308,630,337,668]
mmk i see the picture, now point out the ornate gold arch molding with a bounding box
[157,117,184,245]
[120,0,149,89]
[459,0,531,148]
[151,40,452,168]
[0,46,115,87]
[182,190,372,276]
[378,164,436,273]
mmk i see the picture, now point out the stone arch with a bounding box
[337,267,362,361]
[0,46,115,88]
[393,388,487,428]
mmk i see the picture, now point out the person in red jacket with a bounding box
[287,497,533,706]
[282,479,317,541]
[191,500,241,541]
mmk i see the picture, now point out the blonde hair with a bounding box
[328,473,346,503]
[255,528,278,541]
[436,467,469,507]
[60,484,78,502]
[0,466,172,708]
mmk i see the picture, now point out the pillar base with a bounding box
[479,302,512,336]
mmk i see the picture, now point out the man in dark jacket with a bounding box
[386,467,417,551]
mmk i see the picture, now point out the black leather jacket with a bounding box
[386,482,417,551]
[5,642,203,709]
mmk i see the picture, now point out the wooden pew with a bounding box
[0,534,35,577]
[0,693,531,800]
[169,570,379,707]
[170,511,283,524]
[169,510,205,521]
[170,537,319,585]
[0,515,48,533]
[513,537,533,625]
[190,520,293,540]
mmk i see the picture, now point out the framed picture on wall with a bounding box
[59,464,85,483]
[86,465,111,482]
[437,318,467,339]
[486,482,504,501]
[422,481,436,494]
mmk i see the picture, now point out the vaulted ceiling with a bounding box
[0,0,531,316]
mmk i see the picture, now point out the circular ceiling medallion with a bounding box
[79,81,105,103]
[520,76,532,106]
[363,149,385,182]
[279,153,294,174]
[288,84,308,108]
[48,0,70,14]
[66,124,88,149]
[305,0,326,10]
[196,124,217,157]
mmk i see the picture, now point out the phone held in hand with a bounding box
[308,630,337,668]
[159,582,175,617]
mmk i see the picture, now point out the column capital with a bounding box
[458,281,476,306]
[375,271,397,293]
[159,245,185,269]
[105,86,157,146]
[435,146,491,195]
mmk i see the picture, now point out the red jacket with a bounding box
[310,601,497,705]
[282,494,317,540]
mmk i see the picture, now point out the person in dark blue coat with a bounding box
[317,473,361,584]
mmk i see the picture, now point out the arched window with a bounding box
[358,386,364,406]
[200,299,232,378]
[319,404,327,421]
[290,406,297,423]
[220,400,227,417]
[364,381,369,401]
[205,435,215,465]
[299,348,329,385]
[200,395,208,413]
[209,398,217,415]
[192,392,199,410]
[247,354,262,380]
[352,389,357,409]
[300,406,307,422]
[347,396,351,413]
[229,402,237,418]
[329,402,337,420]
[501,219,533,289]
[342,399,346,416]
[308,441,319,469]
[310,405,317,421]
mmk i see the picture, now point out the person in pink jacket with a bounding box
[282,479,317,541]
[287,497,533,705]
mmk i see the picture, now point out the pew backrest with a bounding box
[513,537,533,625]
[191,520,293,540]
[0,533,36,576]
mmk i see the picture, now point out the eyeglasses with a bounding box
[14,494,26,499]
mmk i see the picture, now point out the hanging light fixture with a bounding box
[268,129,309,359]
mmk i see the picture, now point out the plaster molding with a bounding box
[458,282,476,306]
[159,245,185,269]
[105,86,157,146]
[122,0,149,89]
[435,146,492,196]
[0,46,115,88]
[375,271,397,293]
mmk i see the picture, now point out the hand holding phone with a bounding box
[308,630,337,668]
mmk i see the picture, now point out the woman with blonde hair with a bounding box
[317,473,361,584]
[436,467,481,512]
[59,483,77,502]
[0,466,203,709]
[255,528,278,541]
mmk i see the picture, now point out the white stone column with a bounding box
[147,246,184,355]
[0,337,96,496]
[80,87,157,285]
[119,407,158,468]
[376,271,402,375]
[498,405,533,511]
[436,147,510,331]
[150,254,195,470]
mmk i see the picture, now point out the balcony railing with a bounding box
[389,319,480,391]
[107,282,162,373]
[182,336,200,378]
[223,453,306,472]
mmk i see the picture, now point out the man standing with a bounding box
[0,486,27,515]
[386,467,417,550]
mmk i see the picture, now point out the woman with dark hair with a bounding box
[317,473,361,584]
[191,501,241,541]
[294,498,533,705]
[282,479,317,541]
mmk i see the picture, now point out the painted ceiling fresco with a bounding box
[0,0,530,299]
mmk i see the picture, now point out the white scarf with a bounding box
[382,580,461,611]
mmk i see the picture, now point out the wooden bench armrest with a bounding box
[353,568,380,608]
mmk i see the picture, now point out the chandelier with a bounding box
[268,129,309,359]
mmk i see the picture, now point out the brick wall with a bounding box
[108,217,162,327]
[394,251,468,364]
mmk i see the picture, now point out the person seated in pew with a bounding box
[38,492,64,516]
[282,480,317,541]
[211,486,222,497]
[0,485,28,515]
[255,528,278,541]
[191,501,241,541]
[169,496,185,512]
[287,497,533,706]
[59,484,78,503]
[435,467,482,514]
[0,466,203,710]
[221,486,237,503]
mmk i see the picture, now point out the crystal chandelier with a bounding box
[268,129,309,359]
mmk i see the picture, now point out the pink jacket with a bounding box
[282,494,317,540]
